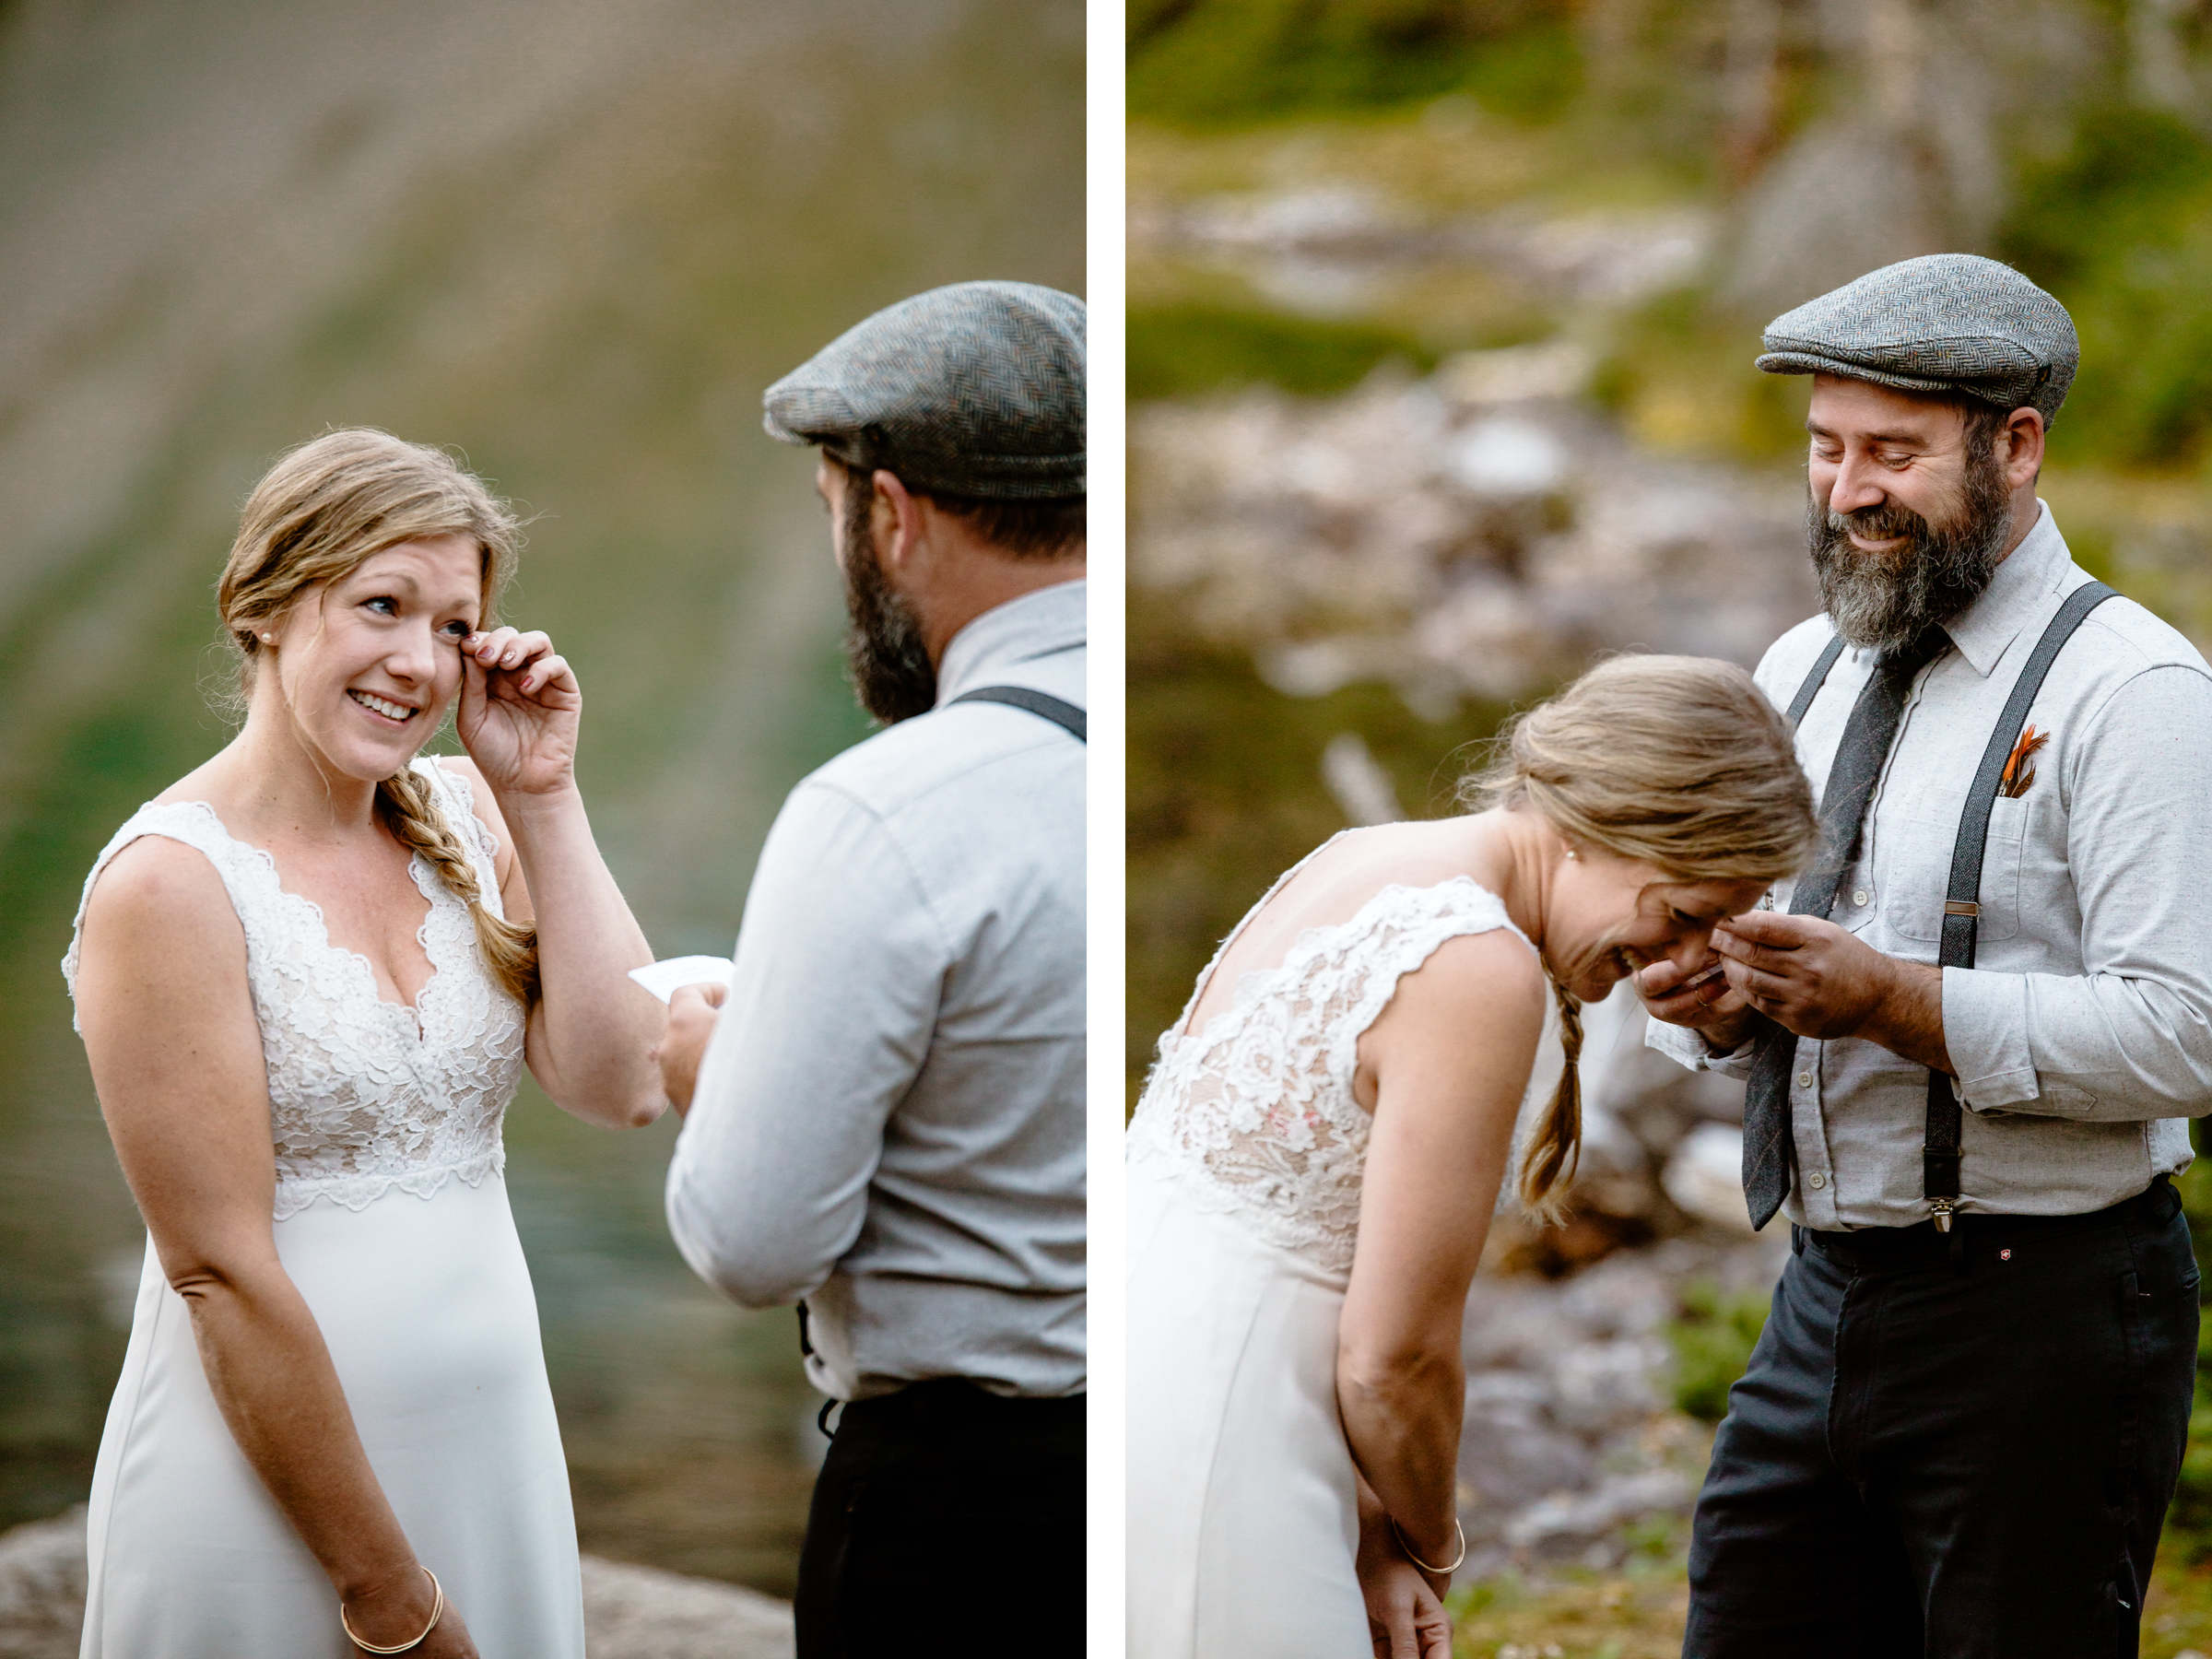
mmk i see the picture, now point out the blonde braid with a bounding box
[1516,977,1583,1221]
[377,767,541,1009]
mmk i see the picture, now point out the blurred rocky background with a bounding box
[0,0,1080,1639]
[1127,2,2212,1649]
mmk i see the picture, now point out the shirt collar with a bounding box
[1942,500,2072,677]
[935,578,1087,706]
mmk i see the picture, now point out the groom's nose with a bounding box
[1827,450,1889,517]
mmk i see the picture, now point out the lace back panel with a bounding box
[62,759,528,1219]
[1126,875,1530,1275]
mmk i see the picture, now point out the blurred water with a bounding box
[0,0,1083,1597]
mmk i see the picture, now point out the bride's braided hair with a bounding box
[216,429,541,1009]
[1462,653,1818,1220]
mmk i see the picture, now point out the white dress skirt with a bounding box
[81,1177,583,1657]
[65,759,585,1658]
[1124,854,1531,1658]
[1126,1151,1367,1657]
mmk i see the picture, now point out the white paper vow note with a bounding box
[628,956,735,1004]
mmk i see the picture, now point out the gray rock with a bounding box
[1549,1339,1669,1434]
[0,1508,85,1659]
[581,1557,794,1659]
[1501,1467,1695,1563]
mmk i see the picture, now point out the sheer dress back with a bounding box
[1126,841,1531,1277]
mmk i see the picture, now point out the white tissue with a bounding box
[627,956,735,1004]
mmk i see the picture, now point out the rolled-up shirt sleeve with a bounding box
[665,780,947,1306]
[1945,663,2212,1120]
[1645,1015,1758,1079]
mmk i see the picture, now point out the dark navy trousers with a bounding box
[1684,1181,2198,1658]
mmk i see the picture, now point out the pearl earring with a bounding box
[257,632,273,644]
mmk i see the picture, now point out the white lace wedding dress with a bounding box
[63,758,584,1658]
[1125,841,1530,1657]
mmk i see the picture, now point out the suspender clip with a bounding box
[1929,1196,1956,1233]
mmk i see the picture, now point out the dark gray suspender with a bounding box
[1920,581,2113,1222]
[1785,633,1850,724]
[1783,582,2117,1227]
[947,685,1087,743]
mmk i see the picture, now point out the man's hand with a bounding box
[1710,912,1949,1072]
[1636,953,1759,1055]
[655,982,728,1116]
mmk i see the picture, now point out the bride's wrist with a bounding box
[488,776,582,823]
[1391,1512,1464,1573]
[337,1559,435,1646]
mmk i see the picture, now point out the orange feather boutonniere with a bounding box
[1998,724,2049,799]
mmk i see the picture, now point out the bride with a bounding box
[64,429,665,1656]
[1125,655,1818,1658]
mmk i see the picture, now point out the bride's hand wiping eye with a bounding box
[455,625,580,798]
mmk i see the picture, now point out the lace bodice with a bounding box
[62,758,528,1219]
[1126,844,1533,1277]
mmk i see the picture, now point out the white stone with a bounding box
[1663,1122,1760,1235]
[1448,417,1568,498]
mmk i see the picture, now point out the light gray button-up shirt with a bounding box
[1651,506,2212,1228]
[665,580,1085,1399]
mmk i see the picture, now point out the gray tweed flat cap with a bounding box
[1757,253,2078,426]
[762,280,1085,500]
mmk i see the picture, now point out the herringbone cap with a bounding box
[1757,254,2077,426]
[763,281,1085,500]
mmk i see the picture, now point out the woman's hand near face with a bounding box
[456,627,579,798]
[1635,954,1759,1053]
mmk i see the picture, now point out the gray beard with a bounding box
[1806,456,2014,653]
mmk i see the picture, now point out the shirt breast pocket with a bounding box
[1882,796,2027,946]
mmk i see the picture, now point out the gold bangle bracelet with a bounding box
[340,1567,444,1654]
[1390,1516,1467,1576]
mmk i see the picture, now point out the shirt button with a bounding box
[1809,1172,1828,1190]
[1852,888,1871,906]
[1796,1071,1812,1088]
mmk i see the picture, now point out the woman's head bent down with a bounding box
[1463,653,1818,1218]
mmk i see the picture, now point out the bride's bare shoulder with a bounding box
[1297,818,1492,900]
[80,833,239,955]
[1363,924,1547,1084]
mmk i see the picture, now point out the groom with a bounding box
[656,281,1086,1658]
[1641,254,2212,1656]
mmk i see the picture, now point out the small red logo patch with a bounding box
[1999,1248,2012,1261]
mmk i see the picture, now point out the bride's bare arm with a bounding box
[447,626,664,1131]
[440,752,663,1130]
[75,839,477,1656]
[1336,928,1546,1574]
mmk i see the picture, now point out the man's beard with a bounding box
[1807,442,2014,653]
[839,509,937,724]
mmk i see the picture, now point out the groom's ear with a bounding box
[871,469,927,576]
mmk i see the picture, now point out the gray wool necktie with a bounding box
[1740,628,1947,1229]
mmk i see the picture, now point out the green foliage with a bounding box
[1128,0,1579,125]
[1129,300,1440,399]
[1667,1280,1770,1424]
[1588,285,1810,464]
[1125,584,1512,1099]
[2001,109,2212,471]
